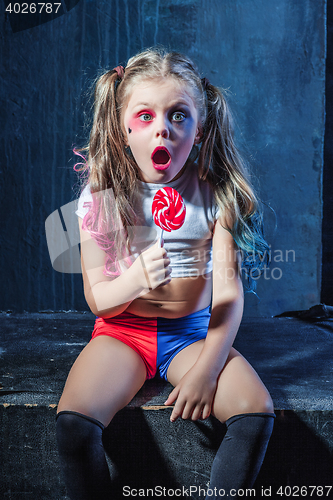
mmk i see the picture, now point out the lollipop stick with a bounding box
[159,228,164,247]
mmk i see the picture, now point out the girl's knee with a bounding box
[214,389,274,423]
[215,351,275,420]
[262,393,275,414]
[234,390,274,417]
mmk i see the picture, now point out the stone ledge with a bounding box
[1,405,333,500]
[1,313,333,498]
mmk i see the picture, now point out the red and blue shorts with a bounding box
[91,306,211,380]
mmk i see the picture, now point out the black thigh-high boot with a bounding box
[206,412,275,499]
[56,410,113,500]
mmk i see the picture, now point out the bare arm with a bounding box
[165,218,244,420]
[79,218,171,318]
[187,220,244,378]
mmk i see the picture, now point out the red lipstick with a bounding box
[151,146,171,170]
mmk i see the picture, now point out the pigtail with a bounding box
[89,70,135,193]
[199,83,270,288]
[82,69,139,276]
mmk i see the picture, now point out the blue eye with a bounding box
[172,112,186,122]
[139,113,153,122]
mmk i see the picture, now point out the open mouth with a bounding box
[151,147,171,170]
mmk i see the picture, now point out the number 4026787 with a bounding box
[5,3,62,14]
[276,485,332,497]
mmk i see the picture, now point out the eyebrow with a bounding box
[170,99,192,107]
[133,99,192,109]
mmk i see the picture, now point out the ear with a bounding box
[194,126,203,145]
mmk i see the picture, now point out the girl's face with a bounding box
[122,78,202,184]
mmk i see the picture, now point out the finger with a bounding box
[164,257,171,267]
[157,267,171,282]
[154,261,171,283]
[164,386,179,407]
[169,391,186,422]
[201,404,211,420]
[157,277,171,288]
[152,247,167,261]
[170,399,186,422]
[154,238,165,250]
[181,402,195,420]
[191,404,205,421]
[145,240,165,260]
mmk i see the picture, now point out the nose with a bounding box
[155,117,170,139]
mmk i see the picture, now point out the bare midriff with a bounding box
[126,272,212,319]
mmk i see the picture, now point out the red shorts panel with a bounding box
[91,312,158,379]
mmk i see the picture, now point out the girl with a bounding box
[56,48,275,499]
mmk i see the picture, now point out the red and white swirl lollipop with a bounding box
[152,187,186,245]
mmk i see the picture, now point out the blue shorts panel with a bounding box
[156,306,211,380]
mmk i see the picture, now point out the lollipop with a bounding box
[152,187,186,245]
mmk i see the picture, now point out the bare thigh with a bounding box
[167,340,274,423]
[57,336,147,426]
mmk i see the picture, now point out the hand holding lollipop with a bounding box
[152,187,186,246]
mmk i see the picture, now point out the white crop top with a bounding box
[76,163,219,278]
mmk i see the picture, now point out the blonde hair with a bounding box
[77,47,269,285]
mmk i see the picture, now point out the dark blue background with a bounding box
[0,0,328,316]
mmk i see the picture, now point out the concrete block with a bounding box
[1,313,333,498]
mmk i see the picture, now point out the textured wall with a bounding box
[322,0,333,306]
[0,0,326,316]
